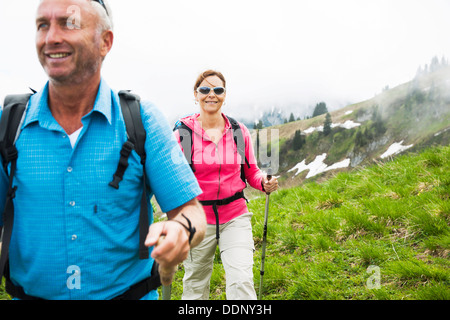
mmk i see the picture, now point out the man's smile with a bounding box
[46,52,72,59]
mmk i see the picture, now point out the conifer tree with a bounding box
[293,130,304,150]
[323,113,332,136]
[312,102,328,117]
[289,113,295,122]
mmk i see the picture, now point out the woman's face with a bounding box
[194,76,226,115]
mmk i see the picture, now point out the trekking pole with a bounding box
[157,236,177,300]
[162,283,172,301]
[259,171,272,300]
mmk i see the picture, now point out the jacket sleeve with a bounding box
[241,124,265,192]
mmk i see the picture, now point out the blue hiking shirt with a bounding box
[0,79,202,299]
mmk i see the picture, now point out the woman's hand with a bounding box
[262,175,278,194]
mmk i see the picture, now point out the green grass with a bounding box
[1,145,449,300]
[174,144,449,300]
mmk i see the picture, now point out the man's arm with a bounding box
[145,198,205,285]
[166,198,206,248]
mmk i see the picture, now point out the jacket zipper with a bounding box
[216,143,222,200]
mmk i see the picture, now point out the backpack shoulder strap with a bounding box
[0,93,32,173]
[0,93,32,281]
[173,121,194,171]
[110,90,149,260]
[118,90,146,163]
[227,116,250,169]
[109,90,147,189]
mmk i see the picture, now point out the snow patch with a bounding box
[380,141,414,159]
[303,120,360,134]
[288,153,350,179]
[304,126,323,134]
[334,120,361,129]
[434,127,450,136]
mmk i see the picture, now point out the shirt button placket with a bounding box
[65,159,80,299]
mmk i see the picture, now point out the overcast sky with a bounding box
[1,0,450,123]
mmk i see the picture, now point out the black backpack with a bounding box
[173,115,250,242]
[0,90,161,300]
[173,115,250,180]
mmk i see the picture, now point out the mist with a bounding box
[1,0,450,126]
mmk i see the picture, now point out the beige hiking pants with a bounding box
[182,212,257,300]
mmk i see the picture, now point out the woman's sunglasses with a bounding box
[196,86,226,95]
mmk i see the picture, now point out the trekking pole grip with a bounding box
[267,168,272,182]
[265,170,272,195]
[156,236,178,286]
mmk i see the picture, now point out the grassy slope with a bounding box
[1,144,448,302]
[268,67,450,188]
[168,145,449,300]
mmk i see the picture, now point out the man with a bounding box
[0,0,205,300]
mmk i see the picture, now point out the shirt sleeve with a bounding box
[241,124,265,192]
[140,101,202,213]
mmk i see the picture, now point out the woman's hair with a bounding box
[194,70,226,91]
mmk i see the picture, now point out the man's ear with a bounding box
[100,30,114,57]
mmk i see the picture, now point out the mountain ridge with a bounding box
[247,64,450,189]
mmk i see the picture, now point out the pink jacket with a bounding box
[174,113,264,225]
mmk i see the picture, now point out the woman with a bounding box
[174,70,278,300]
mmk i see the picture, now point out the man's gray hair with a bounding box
[90,0,113,32]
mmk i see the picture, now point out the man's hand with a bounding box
[144,198,206,285]
[145,220,189,285]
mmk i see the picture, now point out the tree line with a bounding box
[254,101,330,129]
[415,55,449,78]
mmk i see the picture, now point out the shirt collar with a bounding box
[92,78,112,125]
[24,78,113,129]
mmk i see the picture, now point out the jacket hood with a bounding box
[178,113,198,131]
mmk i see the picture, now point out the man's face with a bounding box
[35,0,110,85]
